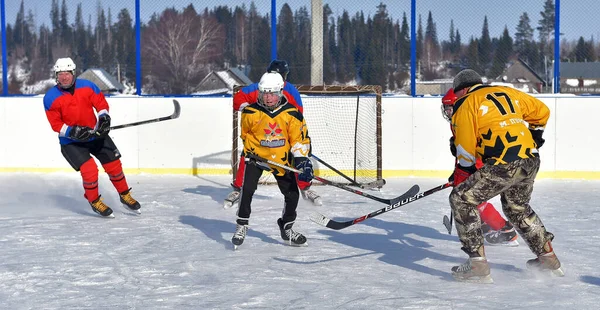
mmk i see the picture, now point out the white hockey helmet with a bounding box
[258,72,284,111]
[53,57,76,88]
[53,57,76,75]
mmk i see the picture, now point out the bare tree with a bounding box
[143,8,224,94]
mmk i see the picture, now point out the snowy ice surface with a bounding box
[0,173,598,309]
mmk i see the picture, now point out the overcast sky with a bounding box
[5,0,598,41]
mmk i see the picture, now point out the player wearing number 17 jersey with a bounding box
[448,69,562,283]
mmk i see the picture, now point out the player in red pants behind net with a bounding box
[441,88,517,246]
[224,60,321,208]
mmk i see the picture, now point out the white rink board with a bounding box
[0,94,596,178]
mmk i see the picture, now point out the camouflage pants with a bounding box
[449,157,554,256]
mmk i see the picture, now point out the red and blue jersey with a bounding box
[233,81,303,113]
[43,79,109,145]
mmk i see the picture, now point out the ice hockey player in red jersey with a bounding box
[43,57,141,218]
[225,59,321,208]
[442,88,518,246]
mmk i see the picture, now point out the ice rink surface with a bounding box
[1,173,599,309]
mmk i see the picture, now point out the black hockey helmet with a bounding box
[266,59,290,81]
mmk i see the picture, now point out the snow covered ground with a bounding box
[0,173,598,309]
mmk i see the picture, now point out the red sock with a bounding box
[80,158,99,202]
[232,156,246,189]
[102,159,129,194]
[296,175,311,190]
[477,202,506,231]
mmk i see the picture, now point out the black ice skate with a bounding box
[232,224,248,250]
[484,223,519,246]
[119,188,141,214]
[277,218,307,246]
[90,196,114,218]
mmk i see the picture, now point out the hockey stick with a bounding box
[311,154,386,189]
[110,99,181,130]
[246,153,417,205]
[310,183,452,230]
[443,212,453,234]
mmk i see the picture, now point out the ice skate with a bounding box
[223,190,240,209]
[526,242,564,276]
[277,218,308,246]
[451,256,493,283]
[232,224,248,250]
[119,188,141,214]
[484,223,519,247]
[301,189,322,206]
[90,196,114,218]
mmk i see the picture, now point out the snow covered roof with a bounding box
[79,68,125,93]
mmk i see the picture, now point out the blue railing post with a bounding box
[1,0,7,95]
[135,0,142,95]
[410,0,416,97]
[554,0,561,93]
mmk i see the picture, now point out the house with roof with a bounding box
[494,58,546,93]
[195,67,253,95]
[559,62,600,94]
[78,68,125,94]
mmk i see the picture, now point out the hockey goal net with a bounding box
[231,85,383,187]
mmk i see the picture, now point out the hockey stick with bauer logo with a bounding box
[310,154,386,189]
[110,99,181,130]
[309,183,452,230]
[246,153,418,205]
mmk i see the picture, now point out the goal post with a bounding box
[231,84,383,186]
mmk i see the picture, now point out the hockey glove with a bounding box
[68,125,95,142]
[95,113,111,138]
[449,136,457,157]
[295,157,314,182]
[529,128,545,149]
[452,164,476,186]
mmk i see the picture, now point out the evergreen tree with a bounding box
[571,37,596,62]
[515,12,534,54]
[336,11,354,83]
[60,0,72,47]
[537,0,555,46]
[398,13,410,67]
[489,26,513,79]
[246,3,270,81]
[50,0,60,44]
[465,38,483,74]
[416,14,423,63]
[323,4,336,84]
[478,16,492,72]
[13,0,26,46]
[277,4,296,78]
[113,9,135,82]
[95,5,108,63]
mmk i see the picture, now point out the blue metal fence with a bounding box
[1,0,596,96]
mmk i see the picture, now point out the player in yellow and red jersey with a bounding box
[225,60,321,209]
[231,72,313,249]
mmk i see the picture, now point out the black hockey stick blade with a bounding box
[310,183,451,230]
[110,99,181,130]
[246,153,404,205]
[443,214,452,234]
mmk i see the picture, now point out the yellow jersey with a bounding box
[451,84,550,166]
[241,99,311,176]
